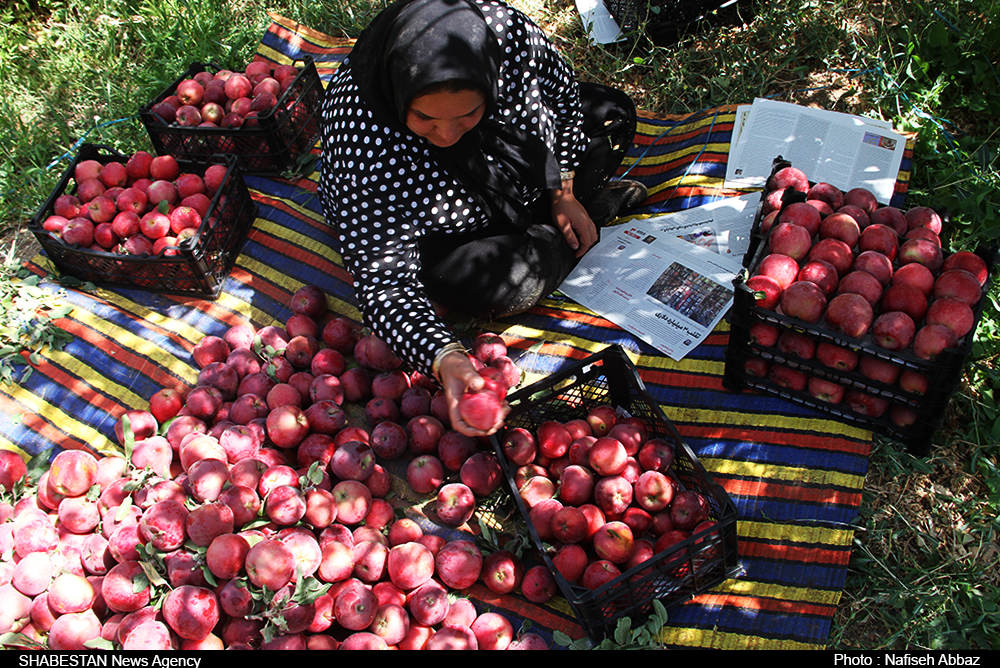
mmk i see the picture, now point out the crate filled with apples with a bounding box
[490,344,740,642]
[28,143,256,299]
[724,159,996,455]
[138,57,322,174]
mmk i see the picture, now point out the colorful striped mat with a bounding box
[0,15,917,649]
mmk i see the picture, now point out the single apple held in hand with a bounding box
[458,388,503,431]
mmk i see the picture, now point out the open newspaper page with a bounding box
[726,98,904,203]
[561,209,747,361]
[636,193,760,260]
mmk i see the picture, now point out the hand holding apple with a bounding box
[438,350,508,437]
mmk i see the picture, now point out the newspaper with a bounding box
[726,98,905,203]
[635,192,760,260]
[561,202,749,361]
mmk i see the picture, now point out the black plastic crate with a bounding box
[604,0,750,45]
[723,160,996,454]
[138,57,322,174]
[29,144,256,299]
[723,272,988,456]
[489,344,741,642]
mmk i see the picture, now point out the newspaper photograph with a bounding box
[561,220,744,361]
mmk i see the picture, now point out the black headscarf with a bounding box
[347,0,562,229]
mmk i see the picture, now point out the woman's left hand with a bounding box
[551,180,597,258]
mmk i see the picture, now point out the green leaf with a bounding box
[132,570,151,593]
[304,460,324,487]
[292,574,331,606]
[24,447,54,486]
[0,631,45,649]
[553,630,574,647]
[115,496,133,522]
[651,598,669,626]
[121,413,135,462]
[138,559,168,588]
[84,637,117,650]
[47,305,73,319]
[614,616,633,645]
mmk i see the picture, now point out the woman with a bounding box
[319,0,644,436]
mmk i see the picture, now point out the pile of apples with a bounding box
[499,408,717,593]
[149,60,302,131]
[0,285,564,650]
[742,166,990,425]
[40,151,227,257]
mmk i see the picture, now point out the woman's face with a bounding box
[405,88,486,147]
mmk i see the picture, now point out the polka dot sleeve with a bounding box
[338,180,458,377]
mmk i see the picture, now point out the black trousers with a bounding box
[418,82,637,318]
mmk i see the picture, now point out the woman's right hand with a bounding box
[437,350,508,437]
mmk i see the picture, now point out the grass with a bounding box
[1,0,998,650]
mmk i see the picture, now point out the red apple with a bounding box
[879,283,928,322]
[824,292,874,339]
[925,297,975,339]
[837,270,883,307]
[819,212,860,247]
[853,250,894,286]
[870,311,916,351]
[913,324,958,360]
[779,280,827,323]
[899,238,943,273]
[807,238,854,277]
[858,224,899,261]
[746,275,783,310]
[904,206,943,235]
[807,182,844,210]
[757,253,800,290]
[808,377,846,404]
[933,270,982,307]
[843,187,878,213]
[869,206,907,235]
[768,363,808,391]
[816,342,859,371]
[778,201,822,237]
[941,251,988,286]
[776,330,817,360]
[767,166,810,193]
[768,222,813,262]
[796,259,839,297]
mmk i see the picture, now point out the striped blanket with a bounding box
[0,15,916,649]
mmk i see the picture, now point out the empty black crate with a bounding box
[139,57,322,174]
[490,344,740,642]
[29,144,256,299]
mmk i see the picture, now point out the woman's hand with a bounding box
[551,179,597,258]
[437,350,509,437]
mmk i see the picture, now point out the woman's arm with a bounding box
[325,170,508,436]
[550,177,597,258]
